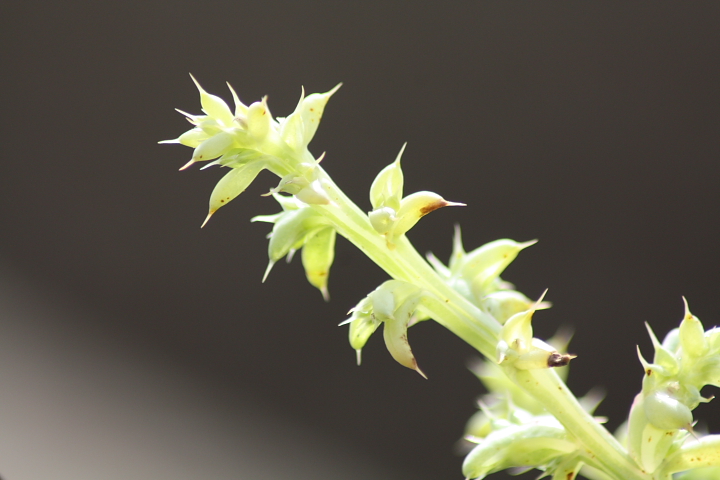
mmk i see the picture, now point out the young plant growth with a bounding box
[161,76,720,479]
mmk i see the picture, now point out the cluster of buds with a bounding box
[462,332,602,479]
[625,299,720,475]
[422,228,586,478]
[343,227,549,376]
[160,75,341,227]
[252,194,336,300]
[426,227,545,321]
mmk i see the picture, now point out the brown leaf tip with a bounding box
[547,351,577,368]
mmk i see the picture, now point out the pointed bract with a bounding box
[204,161,267,226]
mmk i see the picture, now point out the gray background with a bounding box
[2,2,720,479]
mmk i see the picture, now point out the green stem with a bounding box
[308,164,649,480]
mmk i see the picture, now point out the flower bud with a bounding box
[644,390,693,431]
[626,393,682,473]
[390,191,464,242]
[514,347,575,371]
[256,207,329,281]
[344,296,379,365]
[294,179,331,205]
[301,226,336,301]
[645,323,680,376]
[279,105,306,152]
[191,130,236,163]
[368,207,396,235]
[297,83,341,147]
[369,144,405,211]
[246,98,272,141]
[177,128,209,148]
[679,298,708,358]
[661,327,681,353]
[211,147,268,169]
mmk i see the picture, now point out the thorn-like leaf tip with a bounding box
[200,211,214,228]
[179,159,196,171]
[262,261,275,283]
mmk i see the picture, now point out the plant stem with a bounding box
[309,164,650,480]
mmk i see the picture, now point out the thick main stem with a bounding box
[309,164,649,480]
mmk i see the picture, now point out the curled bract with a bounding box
[342,280,428,377]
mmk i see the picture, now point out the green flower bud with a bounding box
[515,347,575,371]
[368,207,396,235]
[369,143,405,211]
[646,323,681,376]
[301,226,336,301]
[177,128,209,148]
[498,299,539,357]
[276,84,341,152]
[497,292,574,370]
[644,390,693,431]
[246,97,272,141]
[662,327,681,353]
[340,296,378,365]
[627,391,689,473]
[253,207,329,281]
[191,130,236,163]
[296,83,341,148]
[294,179,331,205]
[679,298,708,358]
[279,90,307,152]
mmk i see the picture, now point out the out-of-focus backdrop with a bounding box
[2,3,719,479]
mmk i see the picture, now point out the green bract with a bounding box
[367,146,464,247]
[342,280,428,377]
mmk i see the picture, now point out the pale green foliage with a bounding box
[162,77,719,480]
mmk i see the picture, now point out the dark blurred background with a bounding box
[2,2,720,479]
